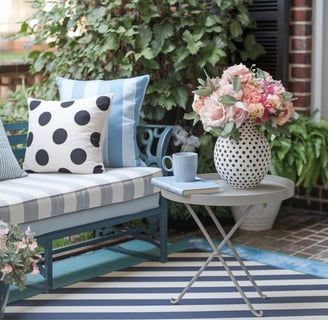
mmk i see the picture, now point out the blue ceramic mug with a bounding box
[162,152,198,182]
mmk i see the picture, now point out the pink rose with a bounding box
[192,95,207,113]
[266,94,283,112]
[222,63,251,82]
[227,102,248,128]
[217,84,243,100]
[199,95,227,131]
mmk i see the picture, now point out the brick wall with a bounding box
[287,0,328,213]
[289,0,313,116]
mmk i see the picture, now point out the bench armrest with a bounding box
[137,125,174,171]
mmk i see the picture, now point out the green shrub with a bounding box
[13,0,264,123]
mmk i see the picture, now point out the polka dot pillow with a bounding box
[23,94,113,174]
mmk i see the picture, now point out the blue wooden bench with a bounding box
[2,121,173,292]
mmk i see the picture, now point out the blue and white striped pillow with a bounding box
[56,75,150,167]
[0,119,27,181]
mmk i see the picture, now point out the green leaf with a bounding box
[229,20,242,38]
[192,86,212,96]
[219,95,237,106]
[184,111,198,120]
[98,23,108,34]
[182,30,203,55]
[221,121,235,137]
[282,91,293,102]
[256,67,266,79]
[232,76,241,92]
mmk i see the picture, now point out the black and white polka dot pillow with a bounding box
[23,94,113,174]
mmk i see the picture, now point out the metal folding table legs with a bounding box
[171,203,267,317]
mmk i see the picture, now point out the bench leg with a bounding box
[37,239,53,292]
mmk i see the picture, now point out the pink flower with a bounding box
[227,102,248,128]
[199,95,227,131]
[266,94,282,112]
[25,226,32,236]
[15,241,27,252]
[192,95,207,112]
[242,83,262,104]
[29,240,39,251]
[1,264,13,280]
[187,63,297,139]
[222,63,251,83]
[217,84,243,100]
[0,222,9,238]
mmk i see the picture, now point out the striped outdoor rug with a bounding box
[5,250,328,320]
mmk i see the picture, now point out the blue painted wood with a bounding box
[3,121,173,292]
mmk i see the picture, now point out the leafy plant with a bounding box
[266,114,328,201]
[13,0,264,123]
[0,222,41,291]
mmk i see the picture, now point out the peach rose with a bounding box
[242,84,262,104]
[276,101,295,126]
[248,103,264,119]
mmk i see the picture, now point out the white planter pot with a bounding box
[231,201,282,231]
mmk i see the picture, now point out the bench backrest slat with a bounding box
[4,121,28,163]
[4,122,173,171]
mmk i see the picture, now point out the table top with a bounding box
[160,173,295,207]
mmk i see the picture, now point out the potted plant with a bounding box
[0,221,40,319]
[184,63,298,230]
[268,113,328,201]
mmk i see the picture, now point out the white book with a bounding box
[151,176,224,196]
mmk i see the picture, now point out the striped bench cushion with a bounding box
[0,167,162,225]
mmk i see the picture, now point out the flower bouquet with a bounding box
[185,63,297,140]
[0,221,41,291]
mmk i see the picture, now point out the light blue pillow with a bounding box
[56,75,150,167]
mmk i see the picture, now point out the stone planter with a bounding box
[231,201,282,231]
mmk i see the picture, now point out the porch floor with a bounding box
[169,208,328,263]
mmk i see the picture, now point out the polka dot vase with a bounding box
[213,120,271,189]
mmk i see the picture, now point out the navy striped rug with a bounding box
[6,250,328,319]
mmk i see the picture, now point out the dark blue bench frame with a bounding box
[3,122,173,292]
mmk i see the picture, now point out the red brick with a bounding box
[291,0,313,7]
[289,81,311,92]
[291,9,312,22]
[291,95,311,108]
[291,38,312,51]
[291,66,312,78]
[289,53,312,64]
[290,24,312,36]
